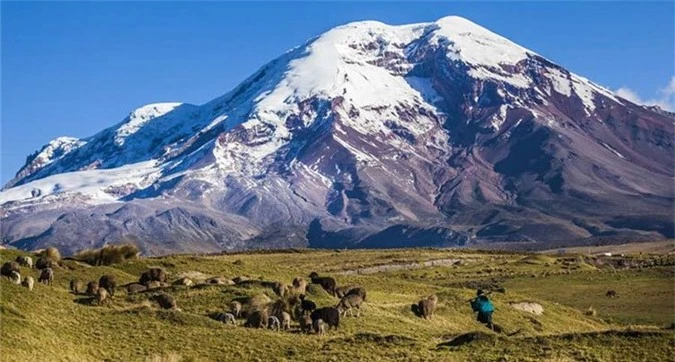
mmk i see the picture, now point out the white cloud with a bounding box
[615,76,675,112]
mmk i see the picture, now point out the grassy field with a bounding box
[1,247,673,361]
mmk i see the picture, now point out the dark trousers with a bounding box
[477,311,493,330]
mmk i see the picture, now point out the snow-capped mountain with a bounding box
[2,16,673,255]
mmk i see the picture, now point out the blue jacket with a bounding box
[471,295,494,313]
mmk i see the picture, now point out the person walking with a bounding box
[470,289,494,331]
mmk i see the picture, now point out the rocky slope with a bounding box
[2,16,673,255]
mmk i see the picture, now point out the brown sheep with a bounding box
[38,268,54,286]
[299,313,313,334]
[126,283,147,294]
[272,282,288,297]
[346,286,367,302]
[22,276,34,291]
[335,285,358,298]
[230,301,242,318]
[244,309,269,329]
[70,279,85,294]
[86,281,100,296]
[336,294,364,317]
[292,277,308,294]
[99,274,117,297]
[280,311,292,330]
[418,294,438,320]
[146,281,168,289]
[606,290,618,298]
[1,261,20,277]
[150,293,177,310]
[139,268,167,285]
[97,288,109,306]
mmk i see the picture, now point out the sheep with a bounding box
[146,281,166,289]
[232,276,249,284]
[336,285,367,301]
[244,309,269,329]
[15,256,33,268]
[219,312,236,325]
[99,274,117,297]
[9,271,21,285]
[308,272,337,296]
[418,294,438,320]
[310,307,340,331]
[272,282,288,297]
[126,283,147,294]
[313,318,326,335]
[606,290,618,298]
[139,268,167,285]
[172,277,193,286]
[299,294,317,313]
[280,311,292,330]
[97,287,109,306]
[1,261,20,277]
[38,268,54,286]
[346,286,367,302]
[22,276,34,291]
[292,277,308,294]
[336,294,364,317]
[299,313,313,334]
[86,281,100,296]
[150,293,177,310]
[230,301,242,318]
[335,285,358,298]
[70,279,85,294]
[35,257,56,270]
[268,316,281,331]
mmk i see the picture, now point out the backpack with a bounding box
[471,296,494,313]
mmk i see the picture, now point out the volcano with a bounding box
[2,16,673,255]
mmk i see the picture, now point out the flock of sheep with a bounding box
[0,255,54,291]
[2,250,439,336]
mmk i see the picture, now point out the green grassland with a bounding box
[1,247,673,361]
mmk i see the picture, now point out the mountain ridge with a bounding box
[2,16,673,255]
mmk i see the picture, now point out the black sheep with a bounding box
[1,261,19,277]
[299,294,317,313]
[98,274,118,297]
[310,307,340,330]
[308,272,337,296]
[35,257,56,270]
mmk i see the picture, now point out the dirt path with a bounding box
[336,257,475,275]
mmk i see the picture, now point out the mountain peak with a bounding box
[1,16,672,255]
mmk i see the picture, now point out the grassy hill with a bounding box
[1,247,673,361]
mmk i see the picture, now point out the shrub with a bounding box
[38,247,61,262]
[74,243,140,266]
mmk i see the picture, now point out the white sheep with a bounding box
[268,316,281,331]
[21,276,34,291]
[9,271,21,285]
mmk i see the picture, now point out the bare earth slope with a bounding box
[1,16,673,255]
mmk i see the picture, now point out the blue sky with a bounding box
[2,1,673,184]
